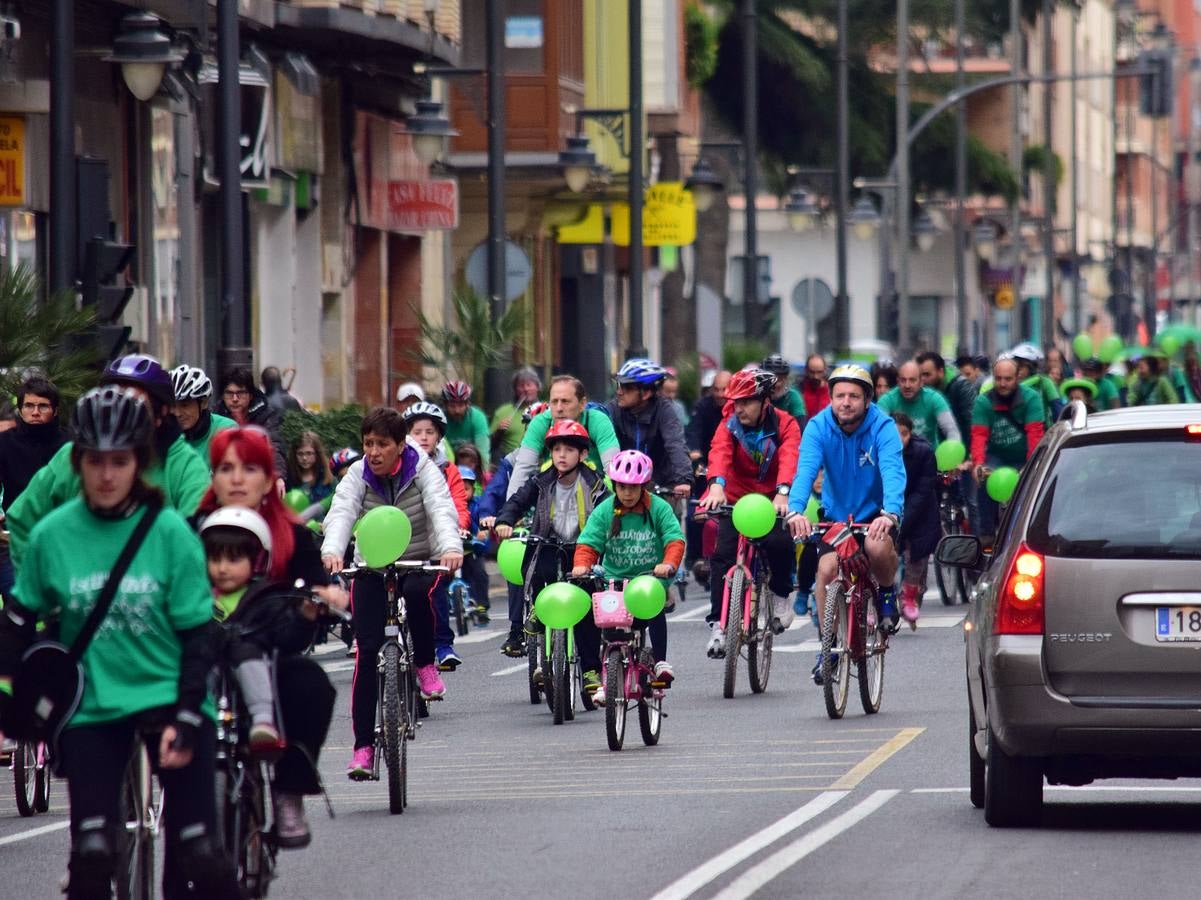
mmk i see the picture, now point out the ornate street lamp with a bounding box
[103,11,185,102]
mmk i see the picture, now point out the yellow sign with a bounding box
[612,182,697,247]
[555,203,605,244]
[0,116,25,206]
[994,286,1015,310]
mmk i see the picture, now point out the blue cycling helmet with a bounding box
[102,353,174,406]
[613,358,667,388]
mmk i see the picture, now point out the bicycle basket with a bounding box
[592,588,635,628]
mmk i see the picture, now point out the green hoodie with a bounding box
[185,412,237,468]
[7,436,211,568]
[576,493,684,585]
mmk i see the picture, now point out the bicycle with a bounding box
[814,521,889,719]
[933,470,970,606]
[448,537,489,637]
[341,561,447,815]
[12,737,50,817]
[115,735,160,900]
[702,505,789,699]
[589,575,667,751]
[652,486,690,610]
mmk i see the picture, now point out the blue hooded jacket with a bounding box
[788,403,906,523]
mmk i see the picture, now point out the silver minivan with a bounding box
[938,402,1201,827]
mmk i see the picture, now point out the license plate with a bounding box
[1155,607,1201,642]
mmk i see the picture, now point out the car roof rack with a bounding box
[1059,399,1088,430]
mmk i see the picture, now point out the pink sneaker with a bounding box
[900,584,921,630]
[347,746,374,781]
[416,664,446,701]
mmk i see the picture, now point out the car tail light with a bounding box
[997,544,1044,635]
[1187,424,1201,440]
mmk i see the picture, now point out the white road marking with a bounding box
[489,662,527,677]
[0,820,69,846]
[914,785,1201,794]
[320,661,356,674]
[713,790,899,899]
[455,628,505,645]
[913,615,965,628]
[647,790,847,900]
[668,605,710,623]
[774,641,823,653]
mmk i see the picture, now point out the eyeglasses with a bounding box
[223,389,250,399]
[21,402,52,413]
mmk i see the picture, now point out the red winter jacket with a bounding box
[443,462,471,530]
[704,405,801,503]
[801,380,831,419]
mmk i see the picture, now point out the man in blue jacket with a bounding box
[787,365,907,681]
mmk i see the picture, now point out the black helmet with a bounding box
[73,386,154,452]
[761,354,791,378]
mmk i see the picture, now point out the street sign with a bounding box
[611,182,697,247]
[465,240,532,302]
[0,116,25,206]
[388,179,459,231]
[791,278,834,322]
[994,286,1015,310]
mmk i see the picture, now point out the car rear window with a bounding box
[1026,433,1201,559]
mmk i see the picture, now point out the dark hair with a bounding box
[202,526,261,563]
[954,355,975,368]
[890,411,915,431]
[915,352,945,373]
[871,363,898,391]
[261,367,282,391]
[550,375,587,401]
[287,430,333,488]
[222,367,255,394]
[1141,355,1163,376]
[454,444,482,471]
[18,376,60,411]
[70,441,154,474]
[361,406,407,443]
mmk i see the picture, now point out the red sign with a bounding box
[388,179,459,231]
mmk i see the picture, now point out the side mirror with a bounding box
[935,533,982,569]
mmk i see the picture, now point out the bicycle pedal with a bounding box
[649,679,670,689]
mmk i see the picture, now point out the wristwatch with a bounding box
[711,476,727,488]
[776,484,790,496]
[880,510,901,527]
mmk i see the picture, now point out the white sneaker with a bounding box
[592,686,607,705]
[771,593,796,634]
[653,660,675,685]
[706,623,726,659]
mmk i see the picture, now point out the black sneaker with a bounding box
[501,635,526,657]
[523,613,544,635]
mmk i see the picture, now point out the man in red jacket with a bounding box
[801,354,831,418]
[697,368,802,658]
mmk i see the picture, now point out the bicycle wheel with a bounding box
[857,586,885,714]
[238,767,273,898]
[566,655,579,722]
[638,695,662,746]
[935,514,969,606]
[33,749,50,814]
[604,648,626,751]
[13,740,36,817]
[381,642,406,815]
[821,585,850,719]
[747,578,773,695]
[527,632,542,705]
[116,747,154,900]
[451,583,469,637]
[722,568,746,699]
[551,630,568,725]
[543,633,557,714]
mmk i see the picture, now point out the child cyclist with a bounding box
[570,449,684,702]
[493,420,608,692]
[321,407,462,780]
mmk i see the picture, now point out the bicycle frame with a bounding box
[719,533,760,635]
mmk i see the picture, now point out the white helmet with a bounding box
[396,382,425,403]
[170,365,213,401]
[402,400,448,434]
[199,507,273,562]
[1010,342,1044,366]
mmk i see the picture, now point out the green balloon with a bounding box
[356,506,412,567]
[934,439,966,472]
[1098,335,1122,364]
[804,496,821,524]
[497,538,527,586]
[1160,334,1181,356]
[986,467,1020,504]
[623,575,666,619]
[284,489,309,514]
[732,493,776,539]
[1072,333,1094,361]
[534,582,591,629]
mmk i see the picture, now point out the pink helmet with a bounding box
[606,449,653,485]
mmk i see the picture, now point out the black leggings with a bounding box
[58,715,239,900]
[274,655,336,795]
[708,517,797,623]
[350,570,441,750]
[523,542,602,673]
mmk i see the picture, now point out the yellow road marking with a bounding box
[829,727,925,789]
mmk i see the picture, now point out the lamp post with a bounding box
[628,0,646,359]
[104,12,185,102]
[1041,0,1055,349]
[742,0,759,340]
[49,0,73,296]
[484,0,506,407]
[896,0,911,354]
[404,99,457,166]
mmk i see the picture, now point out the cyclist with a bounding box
[1077,357,1121,410]
[320,407,462,780]
[876,360,961,448]
[442,379,491,470]
[761,353,807,423]
[606,358,693,500]
[0,386,240,898]
[6,354,211,568]
[507,375,620,499]
[697,368,801,656]
[892,413,940,621]
[214,366,288,481]
[787,364,907,679]
[170,364,236,466]
[493,420,608,692]
[1011,342,1062,425]
[490,367,542,458]
[570,450,684,698]
[970,355,1044,540]
[1059,377,1098,412]
[1128,351,1180,406]
[800,354,831,418]
[916,352,977,448]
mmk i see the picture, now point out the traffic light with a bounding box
[80,237,134,362]
[1138,49,1173,118]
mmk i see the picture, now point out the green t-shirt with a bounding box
[445,404,491,469]
[1094,375,1120,409]
[185,412,237,469]
[971,384,1044,468]
[1129,375,1179,406]
[490,402,530,458]
[13,499,213,728]
[1022,374,1061,426]
[214,586,247,622]
[520,408,620,468]
[576,493,684,585]
[877,386,952,447]
[773,387,806,423]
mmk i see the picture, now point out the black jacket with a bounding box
[496,464,608,538]
[900,435,940,559]
[605,395,693,487]
[214,389,288,478]
[687,394,724,460]
[0,418,68,513]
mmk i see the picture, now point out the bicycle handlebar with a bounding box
[340,561,451,580]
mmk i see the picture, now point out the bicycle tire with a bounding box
[401,649,416,809]
[746,577,773,694]
[543,633,557,714]
[551,630,568,725]
[822,584,850,719]
[382,642,405,815]
[638,695,662,746]
[116,748,154,900]
[239,765,273,898]
[857,586,885,714]
[566,655,579,721]
[935,512,969,605]
[13,740,36,817]
[33,753,50,814]
[722,568,746,699]
[604,647,626,751]
[527,633,542,705]
[451,584,469,637]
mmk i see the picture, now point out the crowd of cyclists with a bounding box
[0,332,1187,896]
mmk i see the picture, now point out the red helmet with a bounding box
[725,368,776,402]
[545,419,590,450]
[442,380,472,403]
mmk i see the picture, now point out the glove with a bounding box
[170,709,204,753]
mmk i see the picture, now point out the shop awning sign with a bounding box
[387,179,459,231]
[0,117,26,206]
[611,182,697,247]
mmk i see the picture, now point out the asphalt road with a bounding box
[4,580,1201,899]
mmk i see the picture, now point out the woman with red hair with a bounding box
[196,426,348,848]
